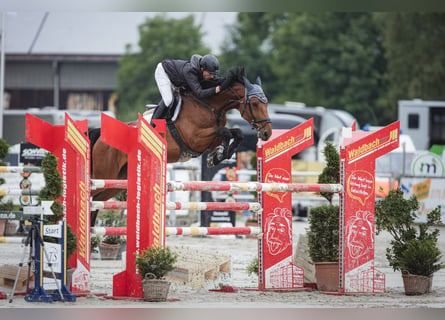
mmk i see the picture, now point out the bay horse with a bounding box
[88,67,272,226]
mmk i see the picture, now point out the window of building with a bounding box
[407,113,419,129]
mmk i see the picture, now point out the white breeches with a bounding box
[155,62,174,107]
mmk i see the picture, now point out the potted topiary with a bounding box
[246,257,258,277]
[134,245,178,302]
[90,235,101,259]
[306,141,340,292]
[0,138,13,236]
[39,152,78,287]
[98,210,125,260]
[375,188,443,295]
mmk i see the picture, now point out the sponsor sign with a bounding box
[400,177,445,223]
[411,152,445,177]
[20,142,47,166]
[43,241,62,273]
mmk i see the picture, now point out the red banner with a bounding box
[257,119,313,290]
[26,113,91,293]
[100,114,167,298]
[340,121,399,293]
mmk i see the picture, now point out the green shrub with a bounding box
[135,245,178,279]
[376,188,442,276]
[307,141,340,263]
[399,239,442,276]
[246,257,258,276]
[307,205,339,262]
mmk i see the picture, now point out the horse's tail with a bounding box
[88,127,101,175]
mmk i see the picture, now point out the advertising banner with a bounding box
[257,119,313,290]
[101,114,167,298]
[340,121,399,293]
[400,177,445,223]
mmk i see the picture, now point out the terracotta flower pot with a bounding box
[314,261,339,292]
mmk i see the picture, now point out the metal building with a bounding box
[4,53,120,111]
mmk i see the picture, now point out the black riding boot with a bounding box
[150,101,168,127]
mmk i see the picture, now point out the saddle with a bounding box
[145,93,182,124]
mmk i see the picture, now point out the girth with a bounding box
[166,119,201,162]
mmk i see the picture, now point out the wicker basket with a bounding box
[142,273,171,302]
[98,242,121,260]
[402,270,433,295]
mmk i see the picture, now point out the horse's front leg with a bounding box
[226,128,244,159]
[206,127,233,167]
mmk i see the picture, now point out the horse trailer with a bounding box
[398,99,445,151]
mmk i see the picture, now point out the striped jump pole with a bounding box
[167,181,343,193]
[0,188,41,196]
[91,201,128,210]
[90,179,128,190]
[91,200,262,213]
[166,201,262,212]
[0,236,25,244]
[0,166,42,173]
[92,226,261,237]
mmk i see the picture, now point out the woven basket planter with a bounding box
[402,270,433,295]
[142,273,171,302]
[98,242,121,260]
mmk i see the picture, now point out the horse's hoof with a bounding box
[215,145,225,160]
[207,158,215,167]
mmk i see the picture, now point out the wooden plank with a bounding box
[0,264,33,291]
[293,234,316,283]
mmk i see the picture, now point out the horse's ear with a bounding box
[255,76,262,87]
[243,76,254,90]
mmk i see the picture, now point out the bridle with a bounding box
[239,85,271,131]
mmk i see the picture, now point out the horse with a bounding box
[88,66,273,226]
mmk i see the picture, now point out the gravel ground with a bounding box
[1,221,445,309]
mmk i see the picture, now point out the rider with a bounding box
[152,54,223,121]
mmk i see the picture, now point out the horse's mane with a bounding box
[225,66,246,84]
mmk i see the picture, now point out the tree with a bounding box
[377,13,445,112]
[219,13,283,100]
[269,13,387,125]
[116,14,210,122]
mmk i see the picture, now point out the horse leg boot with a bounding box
[226,128,244,159]
[207,127,233,167]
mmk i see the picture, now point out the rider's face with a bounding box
[202,70,215,80]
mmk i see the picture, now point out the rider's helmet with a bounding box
[200,54,220,75]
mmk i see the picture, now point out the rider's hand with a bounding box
[215,86,221,94]
[219,77,232,91]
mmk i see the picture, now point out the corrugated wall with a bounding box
[5,60,118,90]
[61,62,117,89]
[6,62,53,89]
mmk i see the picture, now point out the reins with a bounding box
[184,84,271,130]
[184,92,227,126]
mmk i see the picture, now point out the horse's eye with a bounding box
[251,101,259,108]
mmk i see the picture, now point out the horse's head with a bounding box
[228,68,272,141]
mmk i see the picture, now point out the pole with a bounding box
[0,13,6,139]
